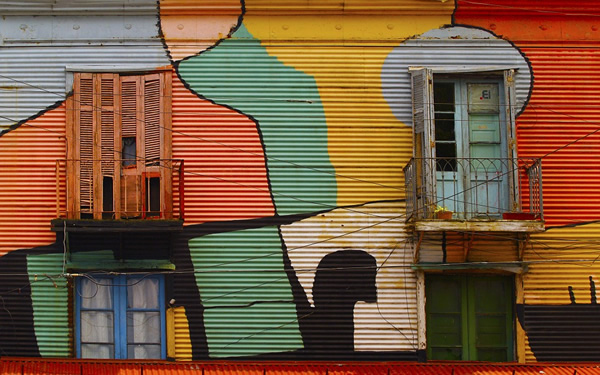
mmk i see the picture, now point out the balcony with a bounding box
[404,157,544,233]
[55,158,185,223]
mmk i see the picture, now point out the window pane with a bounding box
[128,277,159,309]
[122,137,136,167]
[81,311,114,343]
[127,312,160,344]
[435,113,455,141]
[128,344,162,359]
[81,344,114,359]
[434,82,455,112]
[435,143,456,171]
[80,278,112,309]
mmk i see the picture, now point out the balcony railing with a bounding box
[403,157,543,221]
[55,159,184,220]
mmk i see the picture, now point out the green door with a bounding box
[426,274,514,361]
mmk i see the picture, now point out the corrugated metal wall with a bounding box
[26,253,70,357]
[0,105,65,254]
[3,0,598,364]
[455,0,600,363]
[0,1,168,129]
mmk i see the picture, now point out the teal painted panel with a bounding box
[26,253,70,357]
[203,303,302,358]
[178,25,337,215]
[188,226,302,357]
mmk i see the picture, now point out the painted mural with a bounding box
[0,0,599,363]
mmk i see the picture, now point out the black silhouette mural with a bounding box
[303,250,378,355]
[519,276,600,362]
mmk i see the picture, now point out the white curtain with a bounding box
[127,278,161,359]
[79,278,114,358]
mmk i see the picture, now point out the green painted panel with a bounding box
[26,253,70,357]
[203,303,302,358]
[188,226,302,357]
[178,25,337,215]
[68,250,175,270]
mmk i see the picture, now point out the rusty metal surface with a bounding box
[3,359,600,374]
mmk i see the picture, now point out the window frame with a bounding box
[425,273,515,361]
[410,67,519,218]
[74,274,167,359]
[66,69,173,220]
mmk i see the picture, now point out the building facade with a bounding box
[0,0,599,363]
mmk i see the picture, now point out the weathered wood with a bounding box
[416,271,427,352]
[414,220,545,233]
[515,273,526,363]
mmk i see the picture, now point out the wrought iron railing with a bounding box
[403,157,543,221]
[55,159,184,220]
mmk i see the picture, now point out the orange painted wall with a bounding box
[0,105,66,255]
[455,0,600,227]
[171,73,275,225]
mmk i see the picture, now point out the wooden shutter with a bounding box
[144,74,161,166]
[78,74,95,214]
[100,75,118,177]
[504,69,520,210]
[411,67,436,217]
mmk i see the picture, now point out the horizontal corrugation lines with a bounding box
[160,0,242,15]
[282,201,418,353]
[454,1,600,364]
[171,306,193,361]
[26,252,70,358]
[0,104,65,255]
[524,223,600,304]
[171,72,275,225]
[515,42,600,227]
[419,232,518,264]
[0,0,157,15]
[381,29,531,128]
[0,13,169,129]
[3,359,600,374]
[243,0,455,14]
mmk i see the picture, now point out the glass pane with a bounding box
[81,344,114,359]
[128,344,162,359]
[127,312,161,344]
[81,311,114,343]
[80,278,112,309]
[435,113,455,141]
[435,143,456,172]
[434,82,455,112]
[122,137,136,167]
[128,277,159,309]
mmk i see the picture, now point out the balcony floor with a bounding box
[412,219,545,233]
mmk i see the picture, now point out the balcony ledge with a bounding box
[51,218,184,233]
[412,219,545,233]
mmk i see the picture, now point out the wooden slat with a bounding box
[100,75,116,177]
[162,71,173,219]
[144,75,161,166]
[92,74,102,219]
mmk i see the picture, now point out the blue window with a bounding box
[75,274,166,359]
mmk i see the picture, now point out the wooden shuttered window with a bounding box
[67,71,172,220]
